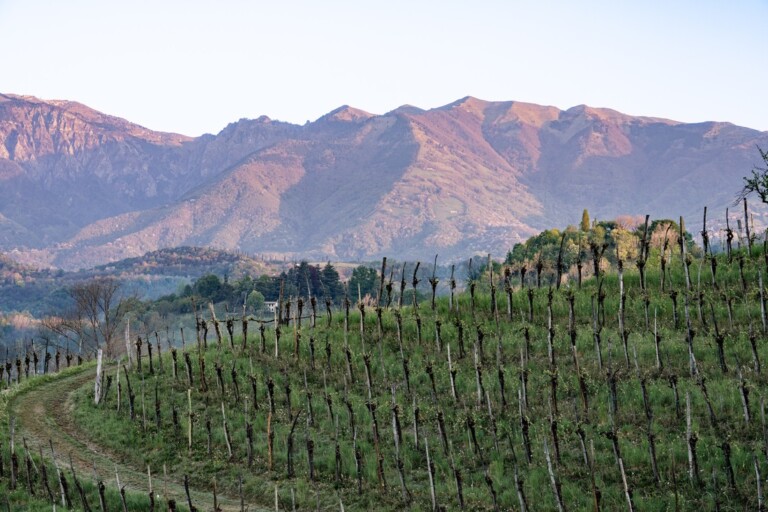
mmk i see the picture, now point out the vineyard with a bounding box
[3,213,768,511]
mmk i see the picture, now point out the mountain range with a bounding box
[1,92,766,270]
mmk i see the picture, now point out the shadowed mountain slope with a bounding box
[1,93,765,269]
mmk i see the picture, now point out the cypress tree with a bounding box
[581,208,591,232]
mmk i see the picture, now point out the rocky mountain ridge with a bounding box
[1,93,766,269]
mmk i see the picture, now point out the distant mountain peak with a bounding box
[0,92,191,156]
[439,95,490,113]
[387,104,425,116]
[318,105,373,123]
[563,103,677,126]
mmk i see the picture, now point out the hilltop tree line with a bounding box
[502,214,701,286]
[151,261,380,316]
[22,261,379,358]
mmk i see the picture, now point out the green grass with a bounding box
[0,362,180,511]
[5,245,768,510]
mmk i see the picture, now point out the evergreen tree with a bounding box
[348,265,378,300]
[279,271,299,299]
[253,275,279,301]
[293,261,312,297]
[580,208,591,232]
[320,262,344,303]
[286,261,324,298]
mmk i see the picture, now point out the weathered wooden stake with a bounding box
[618,456,636,512]
[429,255,439,310]
[737,365,751,424]
[755,452,765,512]
[286,411,301,478]
[353,428,363,495]
[267,410,274,472]
[179,351,192,389]
[184,474,195,512]
[544,439,566,512]
[187,388,193,453]
[425,437,437,511]
[686,393,701,486]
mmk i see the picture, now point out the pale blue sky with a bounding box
[1,0,766,136]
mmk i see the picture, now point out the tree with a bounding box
[611,225,640,261]
[195,274,221,301]
[41,311,87,353]
[506,228,579,267]
[278,271,299,299]
[44,278,131,357]
[648,219,697,256]
[290,261,322,298]
[320,262,344,303]
[254,274,279,301]
[194,274,221,299]
[246,290,265,312]
[348,265,378,300]
[738,146,768,204]
[580,209,591,232]
[234,275,255,299]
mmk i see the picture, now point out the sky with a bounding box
[1,0,767,136]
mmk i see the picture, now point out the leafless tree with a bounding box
[737,146,768,204]
[41,312,86,352]
[43,278,131,357]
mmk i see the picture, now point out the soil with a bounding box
[9,365,263,511]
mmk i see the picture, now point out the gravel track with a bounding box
[10,366,260,511]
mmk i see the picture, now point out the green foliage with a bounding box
[347,265,378,299]
[739,146,768,204]
[252,274,280,301]
[271,261,344,303]
[505,226,583,284]
[25,261,349,339]
[193,274,233,303]
[506,227,574,264]
[504,217,703,287]
[246,289,265,310]
[6,203,768,511]
[6,241,768,511]
[580,208,590,231]
[320,261,344,302]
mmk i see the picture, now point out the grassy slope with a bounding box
[4,245,768,510]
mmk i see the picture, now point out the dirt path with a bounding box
[10,366,265,511]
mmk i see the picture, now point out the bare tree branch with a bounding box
[44,278,131,357]
[736,146,768,205]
